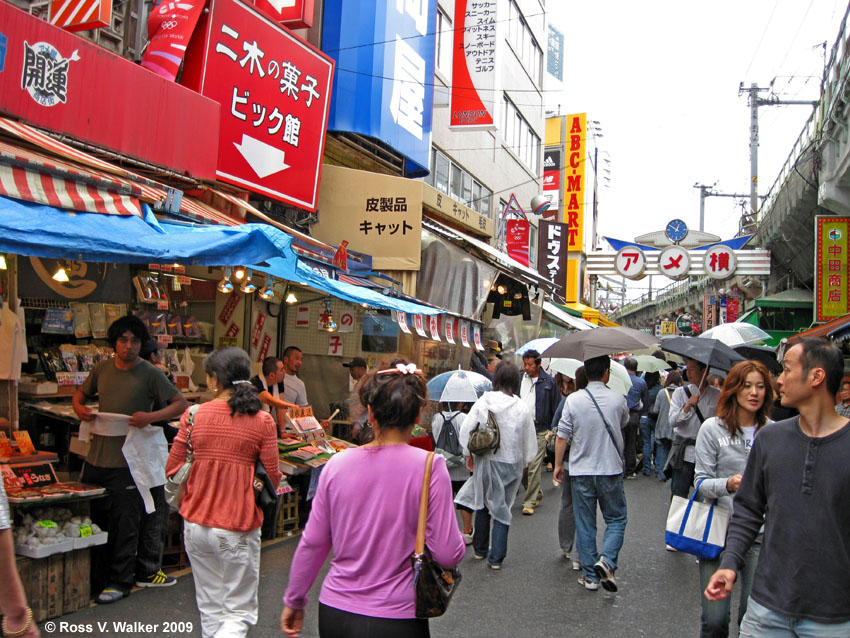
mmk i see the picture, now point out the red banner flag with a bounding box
[141,0,206,81]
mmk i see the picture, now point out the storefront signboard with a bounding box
[0,1,218,179]
[815,216,850,322]
[422,183,493,237]
[252,0,314,28]
[564,113,586,250]
[505,219,530,267]
[703,245,737,280]
[181,0,334,210]
[295,305,310,327]
[537,220,568,301]
[659,246,690,281]
[142,0,206,81]
[450,0,497,129]
[50,0,112,32]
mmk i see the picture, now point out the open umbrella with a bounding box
[660,336,745,372]
[733,344,782,374]
[632,354,672,373]
[516,337,561,357]
[426,369,492,402]
[548,358,631,395]
[540,326,659,361]
[699,323,771,346]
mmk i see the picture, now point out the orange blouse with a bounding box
[166,400,282,532]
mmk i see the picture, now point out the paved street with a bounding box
[40,474,726,638]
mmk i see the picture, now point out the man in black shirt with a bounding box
[705,337,850,634]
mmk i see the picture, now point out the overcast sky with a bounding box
[545,0,847,298]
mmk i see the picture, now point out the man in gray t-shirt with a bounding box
[282,345,309,407]
[73,316,187,603]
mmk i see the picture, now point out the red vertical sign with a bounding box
[506,219,530,266]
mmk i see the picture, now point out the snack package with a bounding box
[166,314,183,337]
[59,345,80,372]
[182,316,200,339]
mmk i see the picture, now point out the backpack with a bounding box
[467,410,501,456]
[434,412,464,468]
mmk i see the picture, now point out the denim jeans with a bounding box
[639,416,655,475]
[655,439,672,480]
[739,598,850,638]
[472,508,509,567]
[699,543,760,638]
[571,474,628,582]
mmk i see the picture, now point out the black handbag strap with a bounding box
[682,385,706,424]
[584,389,625,472]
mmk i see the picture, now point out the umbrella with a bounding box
[516,337,561,357]
[540,326,659,361]
[632,354,672,373]
[660,336,746,372]
[699,323,771,346]
[733,344,782,374]
[548,358,631,396]
[426,370,492,402]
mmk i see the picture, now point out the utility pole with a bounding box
[693,182,754,233]
[739,82,818,234]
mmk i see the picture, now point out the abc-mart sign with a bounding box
[587,247,770,280]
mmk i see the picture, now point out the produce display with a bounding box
[14,507,103,550]
[5,482,105,503]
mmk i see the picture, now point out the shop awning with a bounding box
[422,218,554,292]
[787,313,850,345]
[598,315,621,327]
[0,196,296,266]
[565,301,602,325]
[543,302,596,331]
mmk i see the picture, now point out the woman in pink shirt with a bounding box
[281,361,465,638]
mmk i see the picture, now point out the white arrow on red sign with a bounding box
[266,0,296,12]
[234,134,290,178]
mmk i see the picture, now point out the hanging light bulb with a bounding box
[258,279,275,300]
[327,317,338,332]
[285,291,298,304]
[217,266,234,293]
[496,284,507,295]
[323,298,337,332]
[52,263,70,282]
[240,268,256,293]
[0,255,7,270]
[233,266,246,281]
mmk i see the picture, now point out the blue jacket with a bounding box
[528,368,560,432]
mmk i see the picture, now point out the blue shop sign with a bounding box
[322,0,436,177]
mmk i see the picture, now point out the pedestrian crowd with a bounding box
[3,318,849,638]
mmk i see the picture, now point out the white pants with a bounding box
[184,521,261,638]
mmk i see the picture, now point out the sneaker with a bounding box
[625,473,638,480]
[463,533,473,545]
[571,560,582,571]
[577,575,599,591]
[135,570,176,588]
[521,506,535,516]
[593,558,618,592]
[665,544,678,552]
[534,494,543,506]
[487,562,501,570]
[473,553,487,560]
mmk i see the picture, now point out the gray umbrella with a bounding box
[540,326,660,361]
[733,344,782,374]
[660,336,746,372]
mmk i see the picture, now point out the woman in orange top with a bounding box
[166,346,281,638]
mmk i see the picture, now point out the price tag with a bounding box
[37,520,57,528]
[177,275,191,285]
[156,300,169,310]
[78,524,93,537]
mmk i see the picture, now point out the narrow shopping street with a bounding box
[43,474,716,638]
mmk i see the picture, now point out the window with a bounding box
[506,0,543,85]
[502,95,541,174]
[428,148,493,217]
[435,9,452,80]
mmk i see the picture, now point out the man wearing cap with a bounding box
[343,357,368,392]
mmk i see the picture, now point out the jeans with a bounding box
[83,464,147,593]
[624,412,640,474]
[655,439,672,480]
[671,460,696,499]
[639,416,655,475]
[558,469,576,555]
[739,598,850,638]
[472,508,509,567]
[136,485,168,578]
[184,521,261,638]
[571,474,628,582]
[522,431,548,508]
[699,543,760,638]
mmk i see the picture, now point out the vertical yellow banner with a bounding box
[563,113,586,252]
[816,217,850,321]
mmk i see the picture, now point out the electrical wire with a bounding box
[743,0,782,79]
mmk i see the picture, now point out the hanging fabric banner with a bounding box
[459,321,470,348]
[444,316,456,344]
[472,324,485,351]
[413,314,427,337]
[429,314,441,341]
[397,311,411,334]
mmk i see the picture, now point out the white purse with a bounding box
[665,478,730,559]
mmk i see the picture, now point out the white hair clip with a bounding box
[377,363,421,375]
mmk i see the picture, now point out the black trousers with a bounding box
[82,464,166,593]
[318,604,430,638]
[624,412,640,474]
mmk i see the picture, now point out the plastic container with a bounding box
[73,532,108,550]
[15,538,75,558]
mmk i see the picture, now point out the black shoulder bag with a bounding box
[584,389,625,474]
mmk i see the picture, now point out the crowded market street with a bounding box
[38,475,706,638]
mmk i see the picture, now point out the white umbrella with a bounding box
[516,337,561,356]
[632,354,672,373]
[549,358,631,396]
[426,370,491,403]
[699,323,771,346]
[438,373,480,403]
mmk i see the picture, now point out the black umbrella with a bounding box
[540,326,659,361]
[733,344,782,374]
[659,336,746,372]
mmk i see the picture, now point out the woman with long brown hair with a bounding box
[693,360,774,638]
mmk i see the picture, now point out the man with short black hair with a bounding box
[73,315,188,603]
[554,355,629,592]
[836,380,850,418]
[706,337,850,635]
[282,346,309,407]
[251,356,296,428]
[623,357,648,478]
[519,349,559,515]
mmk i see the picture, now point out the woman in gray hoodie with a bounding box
[693,360,774,638]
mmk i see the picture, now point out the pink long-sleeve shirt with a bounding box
[283,444,465,618]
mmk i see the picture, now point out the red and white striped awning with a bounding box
[0,140,142,216]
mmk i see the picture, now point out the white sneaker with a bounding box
[463,533,473,545]
[577,575,599,591]
[571,560,582,571]
[666,544,678,552]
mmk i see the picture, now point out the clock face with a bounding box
[665,219,688,242]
